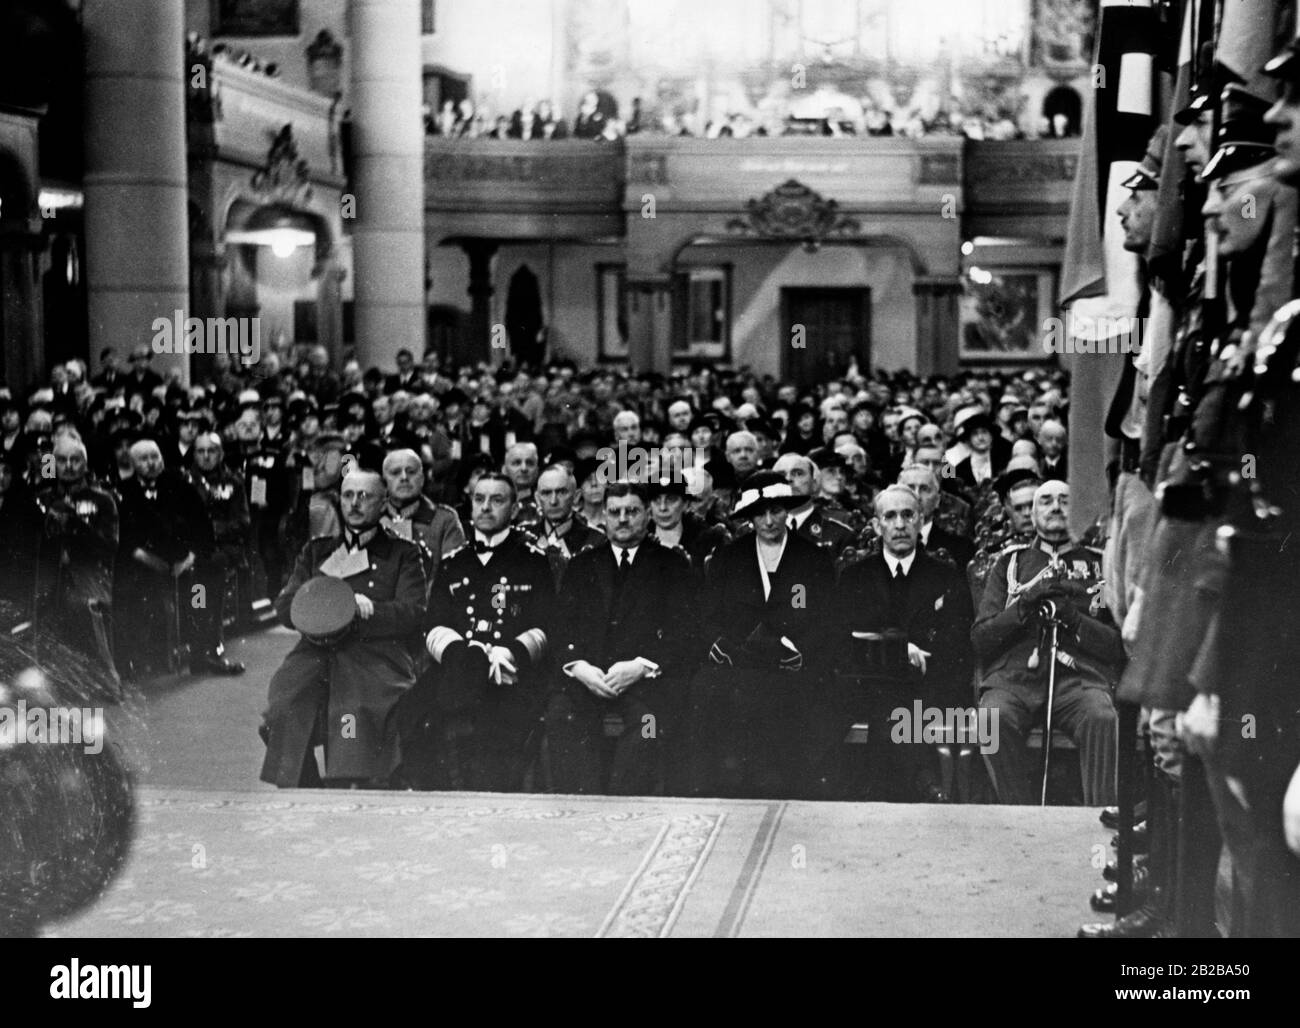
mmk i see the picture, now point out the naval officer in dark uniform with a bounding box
[417,472,553,791]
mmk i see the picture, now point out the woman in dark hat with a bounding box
[951,405,1010,495]
[686,471,837,799]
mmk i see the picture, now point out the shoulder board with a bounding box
[824,515,854,532]
[524,539,549,557]
[443,543,471,561]
[434,503,461,518]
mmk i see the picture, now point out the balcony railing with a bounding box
[424,136,1080,241]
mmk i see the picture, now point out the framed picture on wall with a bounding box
[211,0,300,37]
[959,268,1055,363]
[672,266,732,362]
[596,264,629,362]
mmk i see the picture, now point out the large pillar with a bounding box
[83,0,190,383]
[351,0,425,370]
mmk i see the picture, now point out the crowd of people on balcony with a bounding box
[427,89,1078,143]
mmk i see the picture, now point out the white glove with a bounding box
[1284,761,1300,858]
[907,643,931,676]
[486,645,518,685]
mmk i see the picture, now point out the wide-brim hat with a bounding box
[953,406,994,438]
[732,471,804,519]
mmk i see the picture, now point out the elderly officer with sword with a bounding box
[973,480,1124,806]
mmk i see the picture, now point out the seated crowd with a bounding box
[0,345,1112,805]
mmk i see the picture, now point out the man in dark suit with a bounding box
[899,464,974,571]
[416,473,553,791]
[384,349,421,395]
[114,438,224,679]
[833,484,975,802]
[544,481,695,795]
[260,469,427,788]
[692,471,836,799]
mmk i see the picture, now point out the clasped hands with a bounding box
[1016,579,1082,629]
[569,659,646,698]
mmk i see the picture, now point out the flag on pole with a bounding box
[1059,0,1164,537]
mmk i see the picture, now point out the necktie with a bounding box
[615,549,632,594]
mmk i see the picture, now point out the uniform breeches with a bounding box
[979,677,1117,805]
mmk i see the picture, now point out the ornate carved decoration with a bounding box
[726,179,861,243]
[251,124,313,207]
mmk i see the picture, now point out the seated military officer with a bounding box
[415,472,553,791]
[973,480,1123,806]
[544,481,695,795]
[380,448,465,597]
[533,463,605,588]
[260,468,426,788]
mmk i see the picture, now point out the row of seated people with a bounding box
[260,461,1122,805]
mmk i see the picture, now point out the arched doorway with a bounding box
[220,197,342,369]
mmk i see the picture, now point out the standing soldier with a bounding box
[415,473,553,791]
[1178,43,1300,938]
[34,435,118,681]
[186,433,248,674]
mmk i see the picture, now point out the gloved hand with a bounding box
[485,645,518,686]
[709,638,734,666]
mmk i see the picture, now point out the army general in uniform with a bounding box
[261,468,426,788]
[974,481,1123,806]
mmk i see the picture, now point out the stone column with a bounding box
[83,0,190,382]
[462,240,498,367]
[351,0,425,371]
[913,275,963,376]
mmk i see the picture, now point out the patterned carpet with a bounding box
[47,787,1109,938]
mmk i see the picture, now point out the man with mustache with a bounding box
[974,481,1122,807]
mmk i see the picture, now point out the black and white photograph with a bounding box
[0,0,1296,988]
